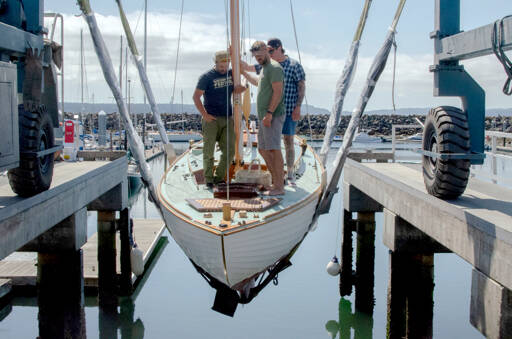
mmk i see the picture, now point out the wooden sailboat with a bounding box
[157,0,325,290]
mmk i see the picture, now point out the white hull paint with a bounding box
[161,190,321,289]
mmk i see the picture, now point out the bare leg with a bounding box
[269,149,284,193]
[283,135,295,178]
[259,148,275,189]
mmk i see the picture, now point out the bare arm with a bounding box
[242,70,258,86]
[233,85,247,94]
[291,80,305,121]
[296,80,305,108]
[193,89,216,122]
[268,81,283,113]
[240,60,256,72]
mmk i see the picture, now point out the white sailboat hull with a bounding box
[160,190,321,289]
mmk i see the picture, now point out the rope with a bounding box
[334,202,341,257]
[241,0,246,57]
[171,0,185,105]
[492,15,512,96]
[289,0,314,142]
[391,36,397,114]
[133,0,145,35]
[289,0,319,183]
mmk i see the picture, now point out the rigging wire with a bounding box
[333,200,341,257]
[241,0,246,57]
[134,0,146,35]
[492,15,512,96]
[171,0,185,105]
[289,0,315,142]
[391,36,397,114]
[247,0,251,47]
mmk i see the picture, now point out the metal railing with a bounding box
[471,131,512,185]
[390,124,423,162]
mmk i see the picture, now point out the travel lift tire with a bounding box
[8,105,55,197]
[422,106,471,199]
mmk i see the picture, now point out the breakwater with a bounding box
[64,112,512,137]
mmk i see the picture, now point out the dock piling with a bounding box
[339,210,354,296]
[470,268,512,339]
[355,212,376,314]
[97,211,118,308]
[37,250,86,338]
[118,208,133,295]
[386,251,434,339]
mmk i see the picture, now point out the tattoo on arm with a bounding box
[296,80,305,107]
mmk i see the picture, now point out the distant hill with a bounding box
[63,102,511,117]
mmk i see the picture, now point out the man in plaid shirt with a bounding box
[243,38,306,185]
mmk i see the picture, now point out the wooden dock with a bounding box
[144,146,164,161]
[0,219,165,288]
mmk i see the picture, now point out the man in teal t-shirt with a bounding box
[242,41,285,196]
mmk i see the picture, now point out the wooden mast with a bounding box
[230,0,242,169]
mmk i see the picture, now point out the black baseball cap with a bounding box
[267,38,282,49]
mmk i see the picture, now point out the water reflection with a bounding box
[98,297,145,339]
[325,298,373,339]
[338,211,436,338]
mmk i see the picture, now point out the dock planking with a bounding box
[0,219,165,288]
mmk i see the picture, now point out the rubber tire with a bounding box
[422,106,471,199]
[8,105,55,197]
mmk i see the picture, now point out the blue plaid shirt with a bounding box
[255,57,305,116]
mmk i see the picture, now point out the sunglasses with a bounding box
[268,48,275,54]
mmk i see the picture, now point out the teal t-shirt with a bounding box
[256,59,285,119]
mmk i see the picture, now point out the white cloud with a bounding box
[48,11,511,111]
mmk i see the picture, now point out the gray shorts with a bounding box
[258,114,285,150]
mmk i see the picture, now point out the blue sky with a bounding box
[46,0,511,110]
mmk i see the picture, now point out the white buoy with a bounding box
[131,244,144,276]
[326,256,341,276]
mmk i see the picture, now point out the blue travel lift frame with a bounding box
[423,0,512,164]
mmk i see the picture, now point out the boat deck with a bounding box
[159,137,324,234]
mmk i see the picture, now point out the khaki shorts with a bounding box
[258,114,285,150]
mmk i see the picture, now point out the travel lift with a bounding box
[421,0,511,199]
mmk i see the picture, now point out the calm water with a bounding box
[2,142,510,338]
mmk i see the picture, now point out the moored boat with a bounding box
[158,136,325,289]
